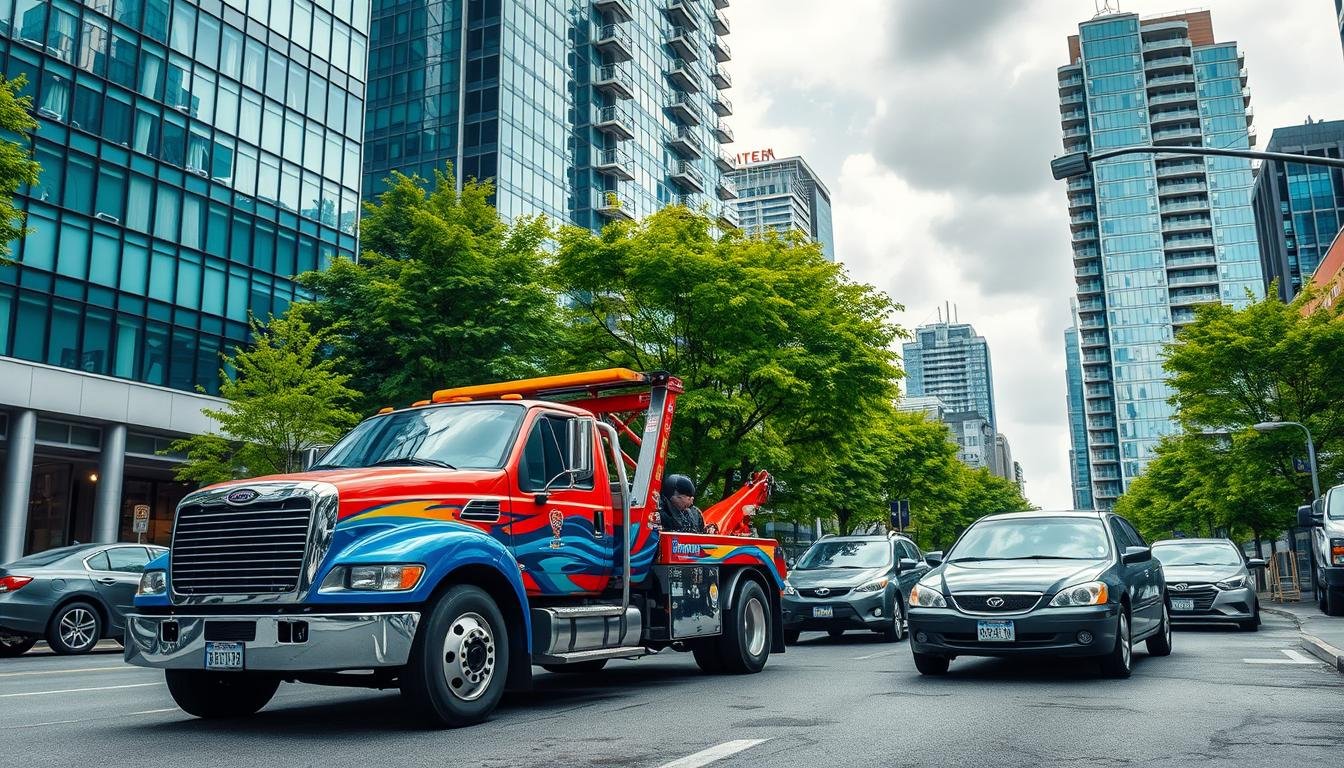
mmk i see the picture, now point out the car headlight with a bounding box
[783,581,797,596]
[909,579,947,608]
[1215,575,1248,590]
[853,577,889,593]
[320,564,425,592]
[137,570,167,596]
[1049,580,1108,607]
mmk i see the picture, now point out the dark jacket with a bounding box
[660,498,705,533]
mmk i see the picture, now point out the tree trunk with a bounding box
[836,507,852,536]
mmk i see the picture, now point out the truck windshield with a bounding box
[316,404,524,471]
[1330,491,1344,519]
[795,541,890,570]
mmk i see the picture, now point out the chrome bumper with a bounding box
[123,612,420,671]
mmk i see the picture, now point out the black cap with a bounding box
[664,474,696,497]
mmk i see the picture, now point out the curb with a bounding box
[1261,605,1344,673]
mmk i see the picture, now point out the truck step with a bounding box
[538,605,627,619]
[533,646,648,665]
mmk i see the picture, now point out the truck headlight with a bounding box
[137,570,167,596]
[1049,581,1108,607]
[1215,575,1248,590]
[1332,539,1344,567]
[909,579,946,608]
[320,564,425,592]
[853,577,889,593]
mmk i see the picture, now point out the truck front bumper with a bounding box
[123,612,420,672]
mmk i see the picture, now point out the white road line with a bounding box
[851,649,902,661]
[1242,649,1318,665]
[6,707,177,730]
[656,739,770,768]
[0,682,161,698]
[127,708,178,716]
[0,666,130,678]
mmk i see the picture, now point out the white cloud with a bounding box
[729,0,1344,508]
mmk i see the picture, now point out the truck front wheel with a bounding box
[694,578,771,675]
[165,670,279,718]
[401,584,509,727]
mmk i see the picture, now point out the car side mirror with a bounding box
[1246,558,1267,569]
[897,558,919,573]
[1297,504,1323,528]
[565,417,595,482]
[924,551,944,567]
[1121,546,1151,565]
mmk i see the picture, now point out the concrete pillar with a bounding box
[92,423,127,544]
[1,410,37,564]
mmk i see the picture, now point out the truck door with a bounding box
[512,411,615,595]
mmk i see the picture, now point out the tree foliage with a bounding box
[169,314,360,485]
[0,75,41,263]
[295,168,559,411]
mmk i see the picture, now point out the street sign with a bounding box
[889,500,910,531]
[132,504,150,534]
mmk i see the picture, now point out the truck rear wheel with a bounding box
[165,670,279,718]
[694,578,771,675]
[401,584,509,728]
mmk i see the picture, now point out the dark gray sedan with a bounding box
[0,543,167,657]
[907,510,1172,678]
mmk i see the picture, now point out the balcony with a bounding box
[1058,76,1084,92]
[1063,126,1088,138]
[1072,228,1098,243]
[1085,384,1112,399]
[1171,308,1199,325]
[1078,279,1103,296]
[710,8,729,35]
[595,148,635,181]
[667,91,702,125]
[710,36,731,62]
[666,26,699,61]
[1077,298,1105,312]
[1145,54,1193,73]
[715,149,734,172]
[676,192,704,209]
[1167,270,1218,288]
[595,190,635,220]
[1073,247,1100,261]
[1146,72,1195,89]
[717,203,738,228]
[1068,193,1094,210]
[665,0,699,30]
[1152,124,1202,143]
[593,24,634,62]
[1078,315,1106,330]
[1076,264,1101,277]
[710,65,731,89]
[667,59,701,92]
[1060,92,1085,106]
[1166,250,1217,269]
[1070,211,1096,226]
[1155,160,1205,179]
[1149,108,1200,126]
[1164,233,1215,251]
[593,0,633,22]
[1067,177,1093,191]
[714,120,734,143]
[1080,332,1107,348]
[1141,19,1189,37]
[1061,109,1087,126]
[1159,199,1207,215]
[1169,287,1221,306]
[1142,37,1190,54]
[670,161,705,193]
[1157,180,1207,197]
[711,91,732,117]
[668,125,704,158]
[1088,432,1117,447]
[594,64,634,100]
[716,175,737,200]
[1092,468,1122,481]
[595,104,634,140]
[1082,350,1109,363]
[1161,215,1212,234]
[1064,137,1090,153]
[1148,89,1198,108]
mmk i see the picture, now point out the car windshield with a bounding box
[795,540,891,570]
[4,545,89,568]
[1152,542,1243,567]
[316,404,524,471]
[949,517,1111,562]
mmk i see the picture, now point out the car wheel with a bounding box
[695,579,771,675]
[1146,603,1173,656]
[1099,609,1133,678]
[47,602,102,655]
[827,628,845,639]
[881,599,906,642]
[912,651,949,675]
[401,585,510,727]
[783,628,801,645]
[541,660,608,675]
[165,670,280,718]
[0,634,37,657]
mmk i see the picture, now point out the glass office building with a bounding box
[1063,321,1094,510]
[727,153,835,261]
[1251,119,1344,301]
[0,0,367,560]
[362,0,736,231]
[1060,11,1262,507]
[902,320,997,434]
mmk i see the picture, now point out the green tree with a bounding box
[551,206,903,503]
[295,167,559,411]
[169,314,361,485]
[0,75,42,263]
[914,464,1033,552]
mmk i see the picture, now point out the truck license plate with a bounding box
[1172,598,1195,612]
[812,606,833,618]
[977,620,1015,642]
[205,641,244,670]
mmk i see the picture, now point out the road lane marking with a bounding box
[0,666,131,678]
[0,682,161,698]
[656,739,770,768]
[6,707,177,730]
[851,649,902,661]
[1242,649,1318,665]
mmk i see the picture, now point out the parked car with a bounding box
[1150,538,1264,631]
[781,533,930,643]
[0,543,168,656]
[1300,486,1344,616]
[906,510,1171,678]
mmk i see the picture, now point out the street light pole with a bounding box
[1050,145,1344,180]
[1253,421,1320,501]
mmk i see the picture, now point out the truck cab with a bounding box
[1302,486,1344,616]
[124,369,787,727]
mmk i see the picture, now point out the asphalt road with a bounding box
[2,613,1340,768]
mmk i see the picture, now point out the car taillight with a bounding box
[1331,539,1344,567]
[0,576,33,593]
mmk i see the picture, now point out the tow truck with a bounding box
[124,369,786,726]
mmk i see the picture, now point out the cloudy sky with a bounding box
[727,0,1344,508]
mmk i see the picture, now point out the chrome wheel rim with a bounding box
[744,596,767,657]
[1119,613,1131,669]
[60,608,96,650]
[1163,606,1172,645]
[441,612,495,702]
[893,601,905,638]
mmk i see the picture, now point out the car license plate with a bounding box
[977,620,1015,642]
[812,606,833,618]
[1172,598,1195,612]
[205,641,244,670]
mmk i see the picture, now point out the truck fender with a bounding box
[720,566,786,654]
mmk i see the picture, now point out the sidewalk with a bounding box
[1259,594,1344,673]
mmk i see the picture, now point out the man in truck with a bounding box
[659,474,705,533]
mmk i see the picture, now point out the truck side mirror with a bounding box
[1298,504,1323,528]
[566,418,595,482]
[1246,558,1267,569]
[302,445,332,471]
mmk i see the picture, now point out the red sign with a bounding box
[734,148,776,166]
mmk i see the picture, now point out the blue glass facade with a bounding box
[0,0,367,395]
[728,154,834,261]
[1064,322,1094,510]
[362,0,735,231]
[1251,120,1344,301]
[902,321,996,434]
[1061,12,1262,507]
